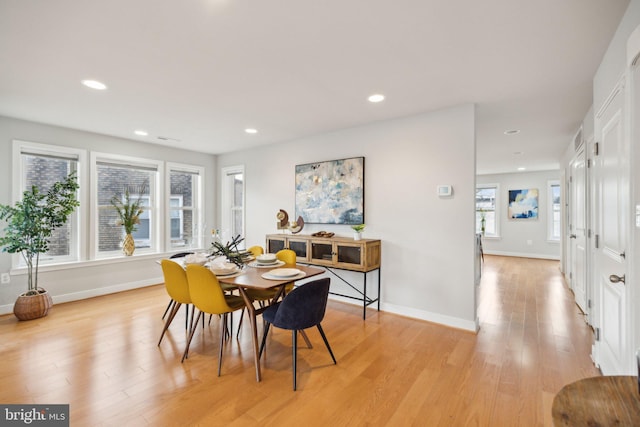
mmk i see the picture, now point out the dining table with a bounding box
[217,263,325,382]
[551,375,640,426]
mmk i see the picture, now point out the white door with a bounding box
[569,147,588,315]
[593,81,630,375]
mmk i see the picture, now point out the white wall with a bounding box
[594,1,640,114]
[0,116,217,312]
[478,170,561,260]
[218,104,478,331]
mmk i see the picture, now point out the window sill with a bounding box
[9,250,205,276]
[480,235,501,240]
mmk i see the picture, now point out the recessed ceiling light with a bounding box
[513,151,523,155]
[504,129,520,135]
[81,79,107,90]
[368,94,385,103]
[134,130,148,136]
[517,167,526,171]
[245,128,258,134]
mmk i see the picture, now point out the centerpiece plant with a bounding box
[210,234,253,268]
[0,172,79,320]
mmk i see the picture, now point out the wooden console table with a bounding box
[266,234,381,319]
[552,375,640,426]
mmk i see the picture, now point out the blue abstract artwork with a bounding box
[508,188,538,219]
[295,157,364,224]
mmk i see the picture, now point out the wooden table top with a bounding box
[218,264,325,290]
[552,375,640,426]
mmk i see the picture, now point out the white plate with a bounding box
[256,259,279,265]
[268,268,301,277]
[261,271,306,281]
[211,268,239,276]
[248,260,285,268]
[216,271,244,279]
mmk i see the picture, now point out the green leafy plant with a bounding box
[0,172,80,293]
[351,224,366,233]
[209,234,253,268]
[110,183,147,234]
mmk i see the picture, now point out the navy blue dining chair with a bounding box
[259,277,336,390]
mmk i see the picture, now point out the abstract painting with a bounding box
[295,157,364,224]
[508,188,539,219]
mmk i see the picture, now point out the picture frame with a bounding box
[508,188,539,219]
[295,156,364,224]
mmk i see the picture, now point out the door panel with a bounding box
[570,149,587,314]
[594,84,629,375]
[601,277,624,370]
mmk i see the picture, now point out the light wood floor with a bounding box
[0,255,599,426]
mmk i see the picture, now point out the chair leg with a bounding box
[158,302,182,346]
[162,299,175,320]
[259,322,271,359]
[181,310,203,363]
[292,330,298,391]
[316,324,336,364]
[237,308,245,337]
[218,314,227,376]
[185,304,189,330]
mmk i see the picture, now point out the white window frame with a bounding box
[90,152,163,259]
[476,183,500,238]
[220,165,245,245]
[11,140,86,268]
[547,180,561,242]
[166,163,204,250]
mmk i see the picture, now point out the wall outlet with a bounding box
[1,273,9,284]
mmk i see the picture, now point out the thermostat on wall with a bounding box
[437,185,452,197]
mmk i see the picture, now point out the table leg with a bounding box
[300,330,313,349]
[236,287,261,382]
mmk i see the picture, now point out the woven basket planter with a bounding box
[13,288,53,321]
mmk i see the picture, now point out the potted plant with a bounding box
[351,224,365,240]
[0,172,79,320]
[110,184,146,256]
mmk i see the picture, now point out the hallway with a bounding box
[477,255,599,425]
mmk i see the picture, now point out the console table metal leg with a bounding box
[377,267,381,311]
[363,272,367,320]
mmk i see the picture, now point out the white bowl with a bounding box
[256,253,277,263]
[210,262,238,275]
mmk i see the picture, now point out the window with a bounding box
[93,154,160,257]
[476,184,499,237]
[168,164,203,250]
[13,141,83,266]
[548,181,561,241]
[221,165,244,245]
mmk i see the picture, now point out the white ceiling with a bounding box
[0,0,630,174]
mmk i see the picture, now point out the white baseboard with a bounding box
[328,294,478,332]
[483,250,560,260]
[2,279,479,335]
[0,277,162,316]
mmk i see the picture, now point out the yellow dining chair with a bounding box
[276,248,296,265]
[247,245,264,257]
[182,264,245,376]
[162,252,194,322]
[158,259,193,346]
